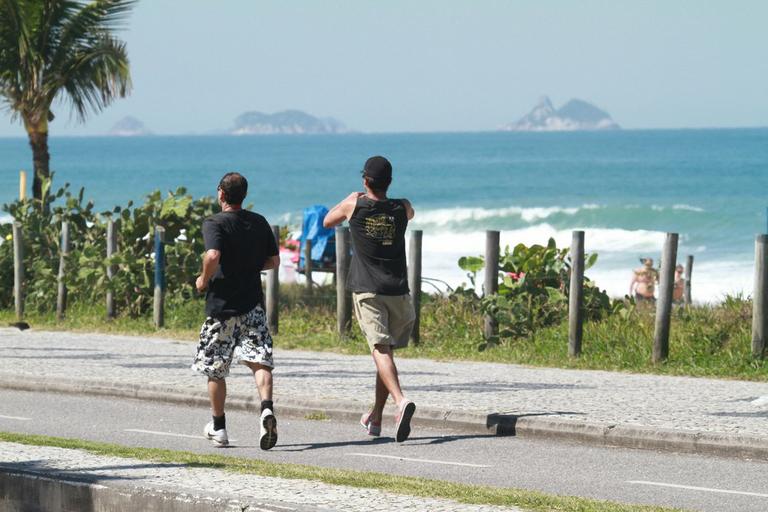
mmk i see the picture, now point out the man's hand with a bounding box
[197,249,221,293]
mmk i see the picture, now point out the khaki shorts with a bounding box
[353,292,415,351]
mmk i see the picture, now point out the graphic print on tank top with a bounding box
[363,213,396,245]
[347,197,409,295]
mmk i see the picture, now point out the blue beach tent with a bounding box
[299,205,336,270]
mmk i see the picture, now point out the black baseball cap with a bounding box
[362,156,392,179]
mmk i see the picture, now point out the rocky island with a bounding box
[108,116,152,136]
[230,110,347,135]
[502,96,620,132]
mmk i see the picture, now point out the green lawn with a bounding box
[2,285,766,381]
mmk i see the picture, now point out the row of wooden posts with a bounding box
[9,220,768,360]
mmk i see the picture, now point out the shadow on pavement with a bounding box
[709,411,768,418]
[487,411,585,435]
[407,381,594,393]
[274,437,393,451]
[275,432,498,451]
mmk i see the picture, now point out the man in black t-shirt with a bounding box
[324,156,417,442]
[191,172,280,450]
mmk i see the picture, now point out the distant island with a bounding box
[502,96,620,132]
[108,116,152,136]
[230,110,347,135]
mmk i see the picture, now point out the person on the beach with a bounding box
[191,172,280,449]
[630,258,658,302]
[323,155,417,442]
[673,264,686,304]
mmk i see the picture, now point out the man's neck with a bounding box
[222,203,242,212]
[365,191,387,201]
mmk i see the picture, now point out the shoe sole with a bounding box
[260,414,278,450]
[395,402,416,442]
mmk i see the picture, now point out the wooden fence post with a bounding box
[653,232,678,363]
[12,222,24,321]
[304,239,313,295]
[335,226,352,337]
[408,230,423,345]
[568,230,585,358]
[56,221,70,321]
[19,171,26,200]
[752,235,768,358]
[106,219,117,319]
[484,230,500,340]
[684,255,694,306]
[153,226,166,329]
[266,225,280,335]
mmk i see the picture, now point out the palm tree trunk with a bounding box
[27,129,50,202]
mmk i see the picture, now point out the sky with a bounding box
[1,0,766,136]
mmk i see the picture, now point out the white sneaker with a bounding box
[260,408,278,450]
[204,421,229,447]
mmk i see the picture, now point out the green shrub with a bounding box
[457,238,618,349]
[1,179,218,316]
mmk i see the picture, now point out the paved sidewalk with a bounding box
[1,328,768,457]
[0,441,518,511]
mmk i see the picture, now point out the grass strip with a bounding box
[0,431,684,512]
[3,287,766,381]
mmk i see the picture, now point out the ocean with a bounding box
[1,128,767,301]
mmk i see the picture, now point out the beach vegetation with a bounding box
[458,239,618,350]
[0,0,134,201]
[0,183,217,316]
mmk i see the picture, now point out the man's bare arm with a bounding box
[402,198,415,220]
[262,254,280,271]
[629,272,638,295]
[323,192,362,228]
[196,249,221,292]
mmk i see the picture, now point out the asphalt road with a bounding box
[1,389,767,512]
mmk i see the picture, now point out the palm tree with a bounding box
[0,0,134,202]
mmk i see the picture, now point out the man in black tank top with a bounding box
[324,156,417,442]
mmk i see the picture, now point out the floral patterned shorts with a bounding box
[191,305,274,379]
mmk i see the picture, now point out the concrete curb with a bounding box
[2,376,768,460]
[0,467,296,512]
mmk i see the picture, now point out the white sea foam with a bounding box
[672,204,705,212]
[586,261,752,304]
[0,215,12,225]
[411,225,744,302]
[423,224,666,255]
[413,204,602,226]
[651,204,705,213]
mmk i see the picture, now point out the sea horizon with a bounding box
[1,125,767,140]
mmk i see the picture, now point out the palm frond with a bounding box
[49,0,136,72]
[0,0,36,117]
[0,0,135,124]
[57,34,131,121]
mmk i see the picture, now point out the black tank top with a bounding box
[347,196,409,295]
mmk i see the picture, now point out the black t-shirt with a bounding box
[202,210,278,318]
[347,197,409,295]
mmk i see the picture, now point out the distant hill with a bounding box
[108,116,152,136]
[230,110,347,135]
[502,96,620,132]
